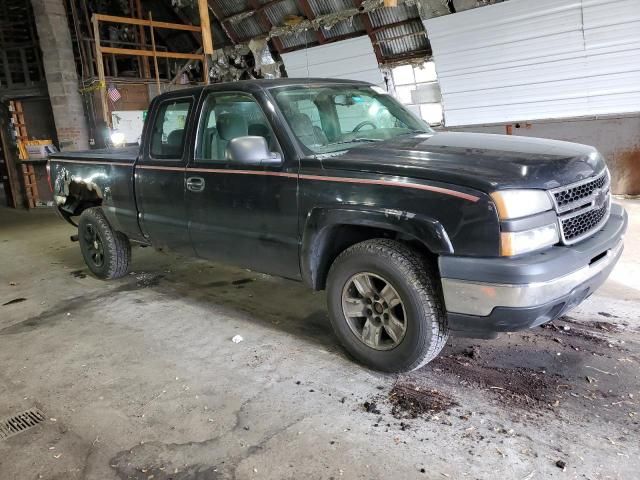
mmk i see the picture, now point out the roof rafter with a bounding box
[296,0,326,44]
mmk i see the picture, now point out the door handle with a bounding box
[186,176,205,192]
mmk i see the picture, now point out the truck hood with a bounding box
[319,132,605,193]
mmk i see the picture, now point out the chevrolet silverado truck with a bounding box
[48,79,628,372]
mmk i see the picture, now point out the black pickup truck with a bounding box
[48,79,627,372]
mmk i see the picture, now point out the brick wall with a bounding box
[31,0,89,151]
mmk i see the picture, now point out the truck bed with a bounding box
[50,146,139,163]
[48,146,143,242]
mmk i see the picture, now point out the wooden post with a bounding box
[134,0,150,77]
[149,12,162,96]
[197,0,213,84]
[0,103,22,208]
[92,14,110,125]
[197,0,214,55]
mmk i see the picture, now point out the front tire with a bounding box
[326,239,448,372]
[78,207,131,279]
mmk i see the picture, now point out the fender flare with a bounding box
[300,206,453,289]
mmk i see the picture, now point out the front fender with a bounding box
[300,206,453,289]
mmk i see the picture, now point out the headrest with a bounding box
[289,112,315,137]
[217,113,248,140]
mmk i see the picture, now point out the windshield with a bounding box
[272,85,433,154]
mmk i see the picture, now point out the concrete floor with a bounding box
[0,201,639,480]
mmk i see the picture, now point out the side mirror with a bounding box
[226,136,282,166]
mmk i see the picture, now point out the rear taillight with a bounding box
[46,160,52,192]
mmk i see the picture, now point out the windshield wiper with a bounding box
[398,130,430,136]
[332,138,383,145]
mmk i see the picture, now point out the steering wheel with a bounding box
[352,121,377,133]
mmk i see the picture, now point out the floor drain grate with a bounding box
[0,408,46,440]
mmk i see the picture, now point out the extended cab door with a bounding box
[135,95,194,253]
[185,90,300,279]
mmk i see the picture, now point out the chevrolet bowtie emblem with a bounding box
[593,188,607,209]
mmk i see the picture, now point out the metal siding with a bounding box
[229,15,266,40]
[280,31,317,49]
[281,35,384,87]
[368,4,418,28]
[425,0,640,126]
[216,0,249,17]
[322,17,364,39]
[308,0,353,16]
[376,21,428,57]
[263,1,300,27]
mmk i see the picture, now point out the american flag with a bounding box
[107,85,121,103]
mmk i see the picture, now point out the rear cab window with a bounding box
[149,98,193,159]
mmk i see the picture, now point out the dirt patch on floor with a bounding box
[389,382,458,419]
[539,318,613,347]
[432,354,565,409]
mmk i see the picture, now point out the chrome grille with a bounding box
[560,200,610,243]
[550,169,611,245]
[553,173,608,211]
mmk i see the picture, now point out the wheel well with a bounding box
[59,181,103,217]
[310,224,436,291]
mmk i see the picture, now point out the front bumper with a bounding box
[439,203,628,338]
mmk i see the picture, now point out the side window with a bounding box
[150,99,192,159]
[196,92,277,162]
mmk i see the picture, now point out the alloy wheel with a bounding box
[341,272,407,351]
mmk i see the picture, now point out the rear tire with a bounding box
[326,239,448,372]
[78,207,131,279]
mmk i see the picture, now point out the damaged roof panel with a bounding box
[308,0,355,16]
[375,21,429,59]
[230,15,267,41]
[279,30,318,50]
[368,3,420,28]
[263,1,302,28]
[216,0,250,18]
[322,16,365,39]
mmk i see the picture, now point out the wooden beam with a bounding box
[92,14,110,125]
[149,12,161,95]
[247,0,282,52]
[94,14,201,32]
[207,0,240,44]
[197,0,214,55]
[100,47,205,61]
[356,0,384,64]
[0,103,22,208]
[133,0,150,78]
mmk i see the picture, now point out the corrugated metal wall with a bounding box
[424,0,640,127]
[281,36,385,87]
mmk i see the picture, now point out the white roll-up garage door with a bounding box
[281,35,385,88]
[424,0,640,126]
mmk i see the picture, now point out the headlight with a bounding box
[500,223,559,256]
[491,190,553,219]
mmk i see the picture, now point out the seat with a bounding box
[216,113,248,160]
[164,129,184,157]
[289,112,327,148]
[201,126,218,160]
